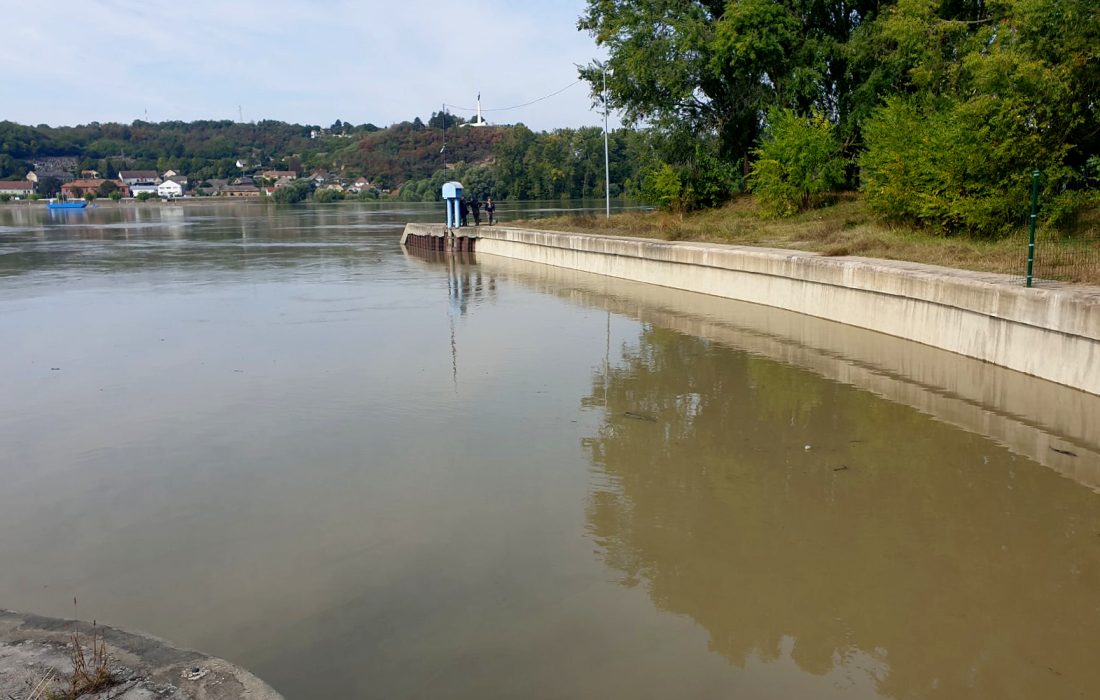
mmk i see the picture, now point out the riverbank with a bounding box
[516,195,1100,286]
[0,197,269,209]
[402,222,1100,395]
[0,610,282,699]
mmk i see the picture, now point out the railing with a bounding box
[1022,170,1100,288]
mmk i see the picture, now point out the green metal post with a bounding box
[1026,169,1040,288]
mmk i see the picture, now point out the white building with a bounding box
[131,183,158,197]
[119,170,160,186]
[157,180,184,198]
[0,181,34,198]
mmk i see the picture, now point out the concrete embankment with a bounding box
[401,223,1100,395]
[0,610,282,699]
[435,251,1099,491]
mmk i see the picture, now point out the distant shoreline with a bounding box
[1,197,270,208]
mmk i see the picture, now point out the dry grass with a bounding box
[517,194,1100,286]
[44,600,115,700]
[64,623,112,699]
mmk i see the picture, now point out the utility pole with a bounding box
[603,67,610,219]
[441,103,447,171]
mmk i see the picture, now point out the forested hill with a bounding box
[337,121,506,185]
[0,116,648,200]
[0,117,503,188]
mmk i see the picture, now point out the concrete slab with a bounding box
[0,610,282,700]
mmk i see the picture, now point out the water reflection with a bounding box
[3,203,1097,699]
[581,323,1100,699]
[478,255,1100,492]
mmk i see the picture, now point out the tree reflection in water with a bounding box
[583,325,1100,699]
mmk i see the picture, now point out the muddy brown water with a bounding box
[1,202,1098,699]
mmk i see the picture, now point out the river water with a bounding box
[1,201,1099,699]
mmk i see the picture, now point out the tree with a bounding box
[428,112,467,129]
[749,109,845,216]
[313,188,345,203]
[578,0,887,165]
[641,164,686,212]
[98,180,119,197]
[35,176,62,198]
[270,179,311,204]
[857,0,1094,234]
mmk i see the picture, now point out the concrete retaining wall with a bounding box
[467,252,1100,491]
[401,223,1100,395]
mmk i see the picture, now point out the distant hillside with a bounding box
[0,119,335,181]
[0,117,651,201]
[332,121,504,186]
[0,118,497,188]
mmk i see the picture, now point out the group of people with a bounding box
[458,195,495,227]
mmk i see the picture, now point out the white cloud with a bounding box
[1,0,615,131]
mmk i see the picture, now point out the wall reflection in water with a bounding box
[478,254,1100,700]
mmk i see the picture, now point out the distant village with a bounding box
[0,156,381,201]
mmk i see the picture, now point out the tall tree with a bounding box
[578,0,888,165]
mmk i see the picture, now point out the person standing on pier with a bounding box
[460,197,469,226]
[471,196,482,226]
[485,197,495,225]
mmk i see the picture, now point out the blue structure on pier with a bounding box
[442,181,464,229]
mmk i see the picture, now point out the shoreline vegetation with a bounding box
[518,194,1100,286]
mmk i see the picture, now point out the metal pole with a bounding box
[603,68,610,219]
[1026,169,1040,288]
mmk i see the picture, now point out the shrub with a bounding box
[640,144,741,214]
[641,163,687,212]
[271,180,311,204]
[136,192,154,202]
[749,108,845,217]
[685,144,741,209]
[860,96,1074,236]
[109,190,122,202]
[313,188,346,203]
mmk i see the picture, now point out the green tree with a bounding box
[857,0,1094,234]
[749,109,845,217]
[641,164,686,212]
[578,0,887,164]
[35,176,62,198]
[313,188,345,203]
[270,179,311,204]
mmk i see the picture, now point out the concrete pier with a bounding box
[401,223,1100,395]
[400,224,477,252]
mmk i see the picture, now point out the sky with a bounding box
[1,0,616,131]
